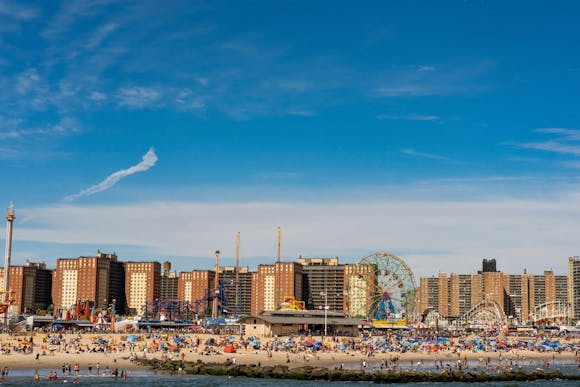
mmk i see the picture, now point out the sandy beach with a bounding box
[1,331,578,373]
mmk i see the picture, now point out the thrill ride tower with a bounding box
[2,202,15,329]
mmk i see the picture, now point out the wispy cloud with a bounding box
[65,148,158,202]
[377,114,440,121]
[287,109,315,117]
[90,91,107,101]
[84,22,118,50]
[374,61,495,98]
[115,87,161,109]
[418,65,436,72]
[42,0,116,39]
[18,195,580,276]
[518,128,580,156]
[560,161,580,169]
[251,172,305,180]
[15,68,41,95]
[402,148,452,161]
[535,128,580,141]
[520,141,580,156]
[0,117,81,140]
[419,176,539,184]
[0,1,38,20]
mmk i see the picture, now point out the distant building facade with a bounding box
[0,261,52,314]
[252,262,303,315]
[178,270,214,317]
[124,261,160,314]
[52,251,125,316]
[218,266,253,317]
[299,257,345,313]
[160,272,178,300]
[569,257,580,320]
[418,259,569,323]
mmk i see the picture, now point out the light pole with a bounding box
[212,250,220,319]
[320,291,329,339]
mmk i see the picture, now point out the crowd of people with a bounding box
[0,326,578,378]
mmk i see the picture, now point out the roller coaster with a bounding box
[458,299,507,328]
[529,301,571,326]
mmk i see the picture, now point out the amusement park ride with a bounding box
[1,202,15,329]
[345,252,418,328]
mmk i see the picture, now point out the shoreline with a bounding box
[1,332,578,373]
[137,359,580,383]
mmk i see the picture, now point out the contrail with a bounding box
[65,148,158,201]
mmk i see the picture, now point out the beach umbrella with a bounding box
[126,335,137,342]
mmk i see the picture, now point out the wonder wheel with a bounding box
[345,252,417,324]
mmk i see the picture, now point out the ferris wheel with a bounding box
[345,252,417,322]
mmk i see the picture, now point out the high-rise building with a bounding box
[218,266,253,317]
[52,251,125,316]
[505,274,522,320]
[252,262,303,315]
[470,274,483,308]
[481,259,497,273]
[568,257,580,320]
[178,270,214,317]
[124,261,160,314]
[438,272,449,317]
[418,260,568,323]
[160,266,178,300]
[449,274,472,317]
[343,262,375,317]
[483,271,505,310]
[299,257,345,313]
[0,261,52,313]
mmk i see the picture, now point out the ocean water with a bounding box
[0,369,579,387]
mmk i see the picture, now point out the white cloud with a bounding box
[15,68,41,95]
[65,148,158,201]
[0,1,38,20]
[190,101,205,109]
[85,22,117,50]
[418,65,436,72]
[518,128,580,156]
[402,149,452,161]
[519,141,580,156]
[287,109,315,117]
[15,196,580,277]
[377,114,440,121]
[115,87,161,109]
[90,91,107,101]
[251,172,304,180]
[0,117,81,140]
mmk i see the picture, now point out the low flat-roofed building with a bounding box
[239,309,362,338]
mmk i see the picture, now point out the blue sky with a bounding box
[1,0,580,277]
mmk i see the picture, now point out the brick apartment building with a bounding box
[0,261,52,314]
[124,261,160,314]
[52,251,125,316]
